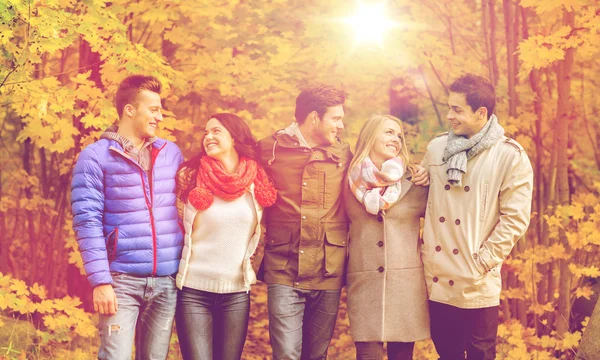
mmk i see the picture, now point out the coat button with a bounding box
[295,282,300,286]
[378,241,384,247]
[435,246,441,252]
[473,253,478,259]
[444,184,450,190]
[378,266,384,273]
[294,142,299,146]
[453,249,459,255]
[303,182,307,186]
[337,163,343,167]
[300,250,304,254]
[455,219,461,225]
[433,277,438,283]
[449,280,454,286]
[315,155,319,159]
[464,186,470,192]
[302,215,306,220]
[439,217,445,223]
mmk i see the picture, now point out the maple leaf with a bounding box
[575,285,593,300]
[9,279,30,296]
[30,282,48,300]
[0,273,11,287]
[559,331,582,351]
[37,300,56,314]
[530,302,555,316]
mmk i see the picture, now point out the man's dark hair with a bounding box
[115,75,162,118]
[449,74,496,119]
[294,85,345,125]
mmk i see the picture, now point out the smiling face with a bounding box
[369,119,403,168]
[129,90,163,139]
[447,92,488,138]
[203,118,236,161]
[313,104,345,146]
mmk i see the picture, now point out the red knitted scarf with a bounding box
[188,156,277,210]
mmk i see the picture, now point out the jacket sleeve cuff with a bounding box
[477,247,495,273]
[88,272,114,288]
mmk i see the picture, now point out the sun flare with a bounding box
[345,2,396,46]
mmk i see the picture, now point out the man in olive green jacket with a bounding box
[421,74,534,360]
[257,85,352,360]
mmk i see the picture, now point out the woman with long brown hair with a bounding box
[174,113,277,360]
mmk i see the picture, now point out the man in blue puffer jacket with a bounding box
[71,75,183,359]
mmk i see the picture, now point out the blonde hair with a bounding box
[348,114,416,176]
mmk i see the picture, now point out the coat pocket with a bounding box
[264,226,292,270]
[106,228,119,262]
[324,226,348,277]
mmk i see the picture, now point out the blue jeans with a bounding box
[267,284,341,360]
[175,287,250,360]
[98,274,177,360]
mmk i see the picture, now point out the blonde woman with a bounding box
[344,114,430,360]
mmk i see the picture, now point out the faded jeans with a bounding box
[268,284,341,360]
[175,287,250,360]
[97,273,177,360]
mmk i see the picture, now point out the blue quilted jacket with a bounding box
[71,137,184,287]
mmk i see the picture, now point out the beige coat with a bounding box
[344,179,430,342]
[421,134,533,309]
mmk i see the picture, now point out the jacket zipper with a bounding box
[140,170,158,275]
[109,143,166,276]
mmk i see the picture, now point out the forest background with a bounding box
[0,0,599,359]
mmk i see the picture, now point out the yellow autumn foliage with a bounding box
[1,0,599,358]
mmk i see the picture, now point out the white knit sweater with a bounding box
[176,185,264,293]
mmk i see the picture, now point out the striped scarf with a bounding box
[348,157,404,215]
[443,114,505,186]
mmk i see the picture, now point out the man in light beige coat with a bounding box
[421,74,533,360]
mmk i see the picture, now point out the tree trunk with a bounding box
[22,138,37,283]
[555,9,575,336]
[419,65,444,128]
[489,0,499,86]
[529,64,549,332]
[482,0,493,83]
[0,116,6,273]
[502,0,518,116]
[65,37,102,308]
[502,0,522,323]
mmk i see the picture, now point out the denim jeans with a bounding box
[175,287,250,360]
[267,284,341,360]
[97,274,177,360]
[429,301,499,360]
[354,341,414,360]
